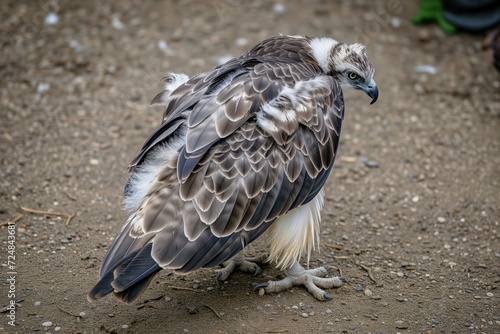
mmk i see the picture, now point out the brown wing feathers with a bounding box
[88,36,345,303]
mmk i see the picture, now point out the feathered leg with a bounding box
[254,261,345,301]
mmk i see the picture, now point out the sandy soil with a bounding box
[1,1,499,333]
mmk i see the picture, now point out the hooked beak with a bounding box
[360,79,378,104]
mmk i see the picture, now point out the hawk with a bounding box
[88,35,378,303]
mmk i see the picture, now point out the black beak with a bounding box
[362,79,378,105]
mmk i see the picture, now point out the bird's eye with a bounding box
[348,72,359,80]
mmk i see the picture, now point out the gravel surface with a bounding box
[1,1,499,333]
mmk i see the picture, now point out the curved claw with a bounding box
[253,282,269,291]
[338,276,346,281]
[215,271,223,285]
[323,293,333,300]
[253,264,262,276]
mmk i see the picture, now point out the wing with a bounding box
[156,72,343,271]
[89,40,344,303]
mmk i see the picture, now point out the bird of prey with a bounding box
[88,35,378,303]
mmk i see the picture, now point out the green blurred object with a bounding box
[412,0,457,34]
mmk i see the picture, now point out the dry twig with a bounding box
[358,262,377,283]
[166,285,201,292]
[204,304,222,319]
[0,214,23,227]
[325,243,345,250]
[331,265,343,278]
[137,304,158,310]
[57,305,80,318]
[19,206,76,226]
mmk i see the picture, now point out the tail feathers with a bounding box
[113,273,160,303]
[111,243,161,292]
[88,243,161,304]
[87,268,115,301]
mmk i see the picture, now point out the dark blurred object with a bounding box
[483,26,500,72]
[413,0,500,34]
[442,0,500,33]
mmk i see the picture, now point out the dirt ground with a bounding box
[1,0,499,333]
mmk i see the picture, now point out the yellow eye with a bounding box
[348,72,358,80]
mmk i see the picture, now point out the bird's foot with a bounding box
[254,262,345,301]
[216,255,267,283]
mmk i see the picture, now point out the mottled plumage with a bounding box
[89,35,378,303]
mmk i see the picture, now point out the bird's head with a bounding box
[310,38,378,104]
[328,42,378,104]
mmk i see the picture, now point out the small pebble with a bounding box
[37,83,50,93]
[418,29,430,42]
[34,301,41,306]
[44,12,59,25]
[273,3,285,13]
[366,160,379,168]
[192,284,199,289]
[121,324,129,329]
[292,305,299,310]
[301,312,308,318]
[258,288,265,296]
[414,65,437,74]
[157,40,170,52]
[486,292,494,297]
[235,37,248,46]
[165,296,171,302]
[54,327,61,332]
[325,308,332,314]
[112,16,125,30]
[42,321,53,327]
[395,320,409,329]
[390,17,400,28]
[79,312,86,318]
[364,289,373,297]
[437,217,446,223]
